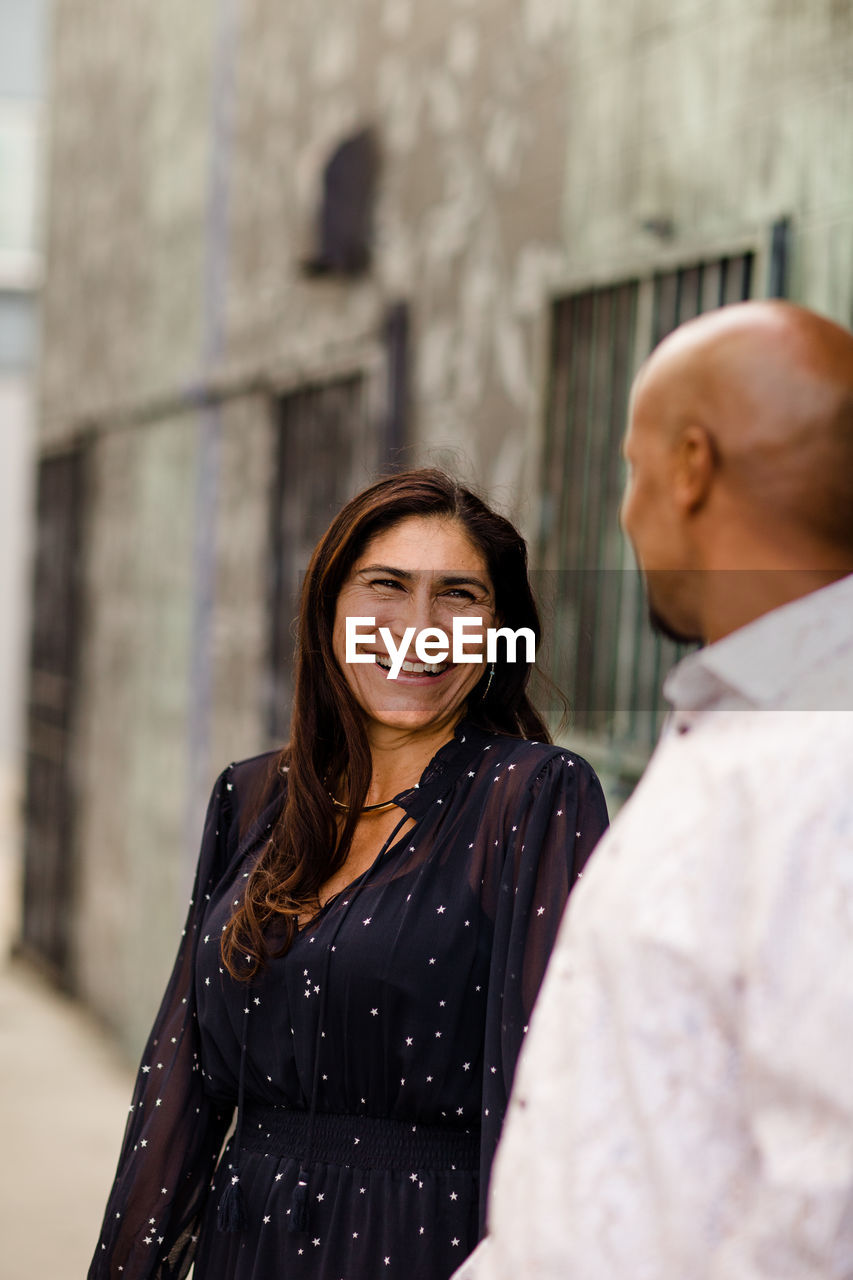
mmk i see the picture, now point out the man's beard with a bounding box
[648,603,703,646]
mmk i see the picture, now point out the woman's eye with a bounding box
[435,588,481,609]
[370,577,404,591]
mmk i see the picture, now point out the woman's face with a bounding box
[332,515,496,739]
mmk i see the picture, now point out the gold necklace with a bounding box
[329,793,399,815]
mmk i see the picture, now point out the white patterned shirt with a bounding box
[457,573,853,1280]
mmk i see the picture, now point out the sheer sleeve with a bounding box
[478,750,608,1233]
[89,767,237,1280]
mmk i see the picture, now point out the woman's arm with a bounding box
[89,768,237,1280]
[479,750,609,1233]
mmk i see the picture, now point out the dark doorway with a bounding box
[21,448,85,982]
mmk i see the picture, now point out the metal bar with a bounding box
[586,286,617,733]
[539,301,573,569]
[767,219,790,298]
[718,256,730,305]
[556,295,583,696]
[742,251,755,300]
[573,290,605,727]
[557,293,592,712]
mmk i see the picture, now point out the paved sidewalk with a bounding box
[0,956,134,1280]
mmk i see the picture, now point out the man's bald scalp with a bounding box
[639,301,853,552]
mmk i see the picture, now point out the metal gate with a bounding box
[268,375,377,741]
[21,449,85,981]
[540,253,755,792]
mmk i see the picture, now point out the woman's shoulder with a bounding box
[214,748,287,825]
[225,747,285,788]
[483,731,599,785]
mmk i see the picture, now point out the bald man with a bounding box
[455,302,853,1279]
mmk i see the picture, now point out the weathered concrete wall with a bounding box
[71,416,198,1050]
[39,1,217,440]
[556,0,853,313]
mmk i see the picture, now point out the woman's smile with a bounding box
[372,653,452,678]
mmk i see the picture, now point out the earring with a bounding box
[483,663,495,699]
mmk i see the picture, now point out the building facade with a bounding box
[26,0,853,1053]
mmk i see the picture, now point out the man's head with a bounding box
[620,301,853,644]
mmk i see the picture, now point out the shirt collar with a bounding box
[663,572,853,711]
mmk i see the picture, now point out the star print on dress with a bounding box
[89,724,608,1280]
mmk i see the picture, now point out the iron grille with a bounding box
[268,375,375,741]
[540,253,754,788]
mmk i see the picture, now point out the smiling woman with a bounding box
[89,469,609,1280]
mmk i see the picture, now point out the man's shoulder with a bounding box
[692,704,853,775]
[612,705,853,856]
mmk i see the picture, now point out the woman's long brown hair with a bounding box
[222,468,550,979]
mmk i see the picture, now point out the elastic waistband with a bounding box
[240,1103,480,1173]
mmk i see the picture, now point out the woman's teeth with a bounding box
[374,656,448,676]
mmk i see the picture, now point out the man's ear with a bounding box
[674,423,716,513]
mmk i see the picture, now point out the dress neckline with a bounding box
[297,719,490,932]
[390,718,492,819]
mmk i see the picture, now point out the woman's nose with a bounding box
[386,585,439,637]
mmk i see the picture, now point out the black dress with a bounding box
[90,720,608,1280]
